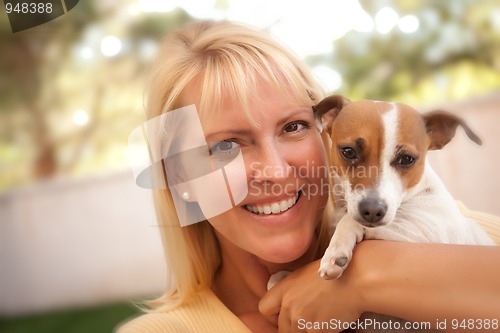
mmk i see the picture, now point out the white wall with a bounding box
[0,170,166,316]
[426,93,500,217]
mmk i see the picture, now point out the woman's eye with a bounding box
[217,141,234,151]
[340,147,357,161]
[283,121,310,134]
[209,140,240,158]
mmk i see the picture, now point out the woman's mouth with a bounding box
[244,192,301,215]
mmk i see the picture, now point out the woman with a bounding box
[118,20,500,333]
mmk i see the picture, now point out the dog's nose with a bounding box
[358,198,387,224]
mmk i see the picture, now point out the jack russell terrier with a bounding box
[312,95,494,332]
[313,95,494,280]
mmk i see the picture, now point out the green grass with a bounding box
[0,302,141,333]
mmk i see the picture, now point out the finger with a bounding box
[259,282,284,326]
[277,307,292,333]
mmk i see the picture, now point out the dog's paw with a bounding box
[318,247,352,280]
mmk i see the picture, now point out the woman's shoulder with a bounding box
[457,201,500,244]
[116,311,187,333]
[115,289,252,333]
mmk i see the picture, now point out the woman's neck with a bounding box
[211,231,320,316]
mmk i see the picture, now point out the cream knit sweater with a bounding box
[116,289,251,333]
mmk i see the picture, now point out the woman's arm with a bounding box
[259,241,500,333]
[360,241,500,332]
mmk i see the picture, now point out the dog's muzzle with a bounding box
[358,197,387,227]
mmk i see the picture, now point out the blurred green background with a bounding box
[1,0,499,190]
[1,0,499,332]
[0,302,139,333]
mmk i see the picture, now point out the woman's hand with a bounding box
[260,241,500,333]
[259,256,365,333]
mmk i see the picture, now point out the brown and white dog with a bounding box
[313,95,494,333]
[313,95,494,279]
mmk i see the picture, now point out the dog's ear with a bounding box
[422,110,482,150]
[313,95,350,135]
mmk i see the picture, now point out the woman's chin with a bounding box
[257,235,313,265]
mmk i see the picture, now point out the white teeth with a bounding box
[245,193,299,215]
[271,203,280,214]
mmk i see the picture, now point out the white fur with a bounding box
[318,104,494,333]
[320,159,494,333]
[319,105,494,279]
[267,101,493,332]
[377,105,405,224]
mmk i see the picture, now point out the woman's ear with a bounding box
[313,95,350,135]
[422,110,482,150]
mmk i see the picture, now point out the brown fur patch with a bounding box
[330,101,391,190]
[394,104,430,189]
[329,101,431,192]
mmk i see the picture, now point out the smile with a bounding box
[244,192,301,215]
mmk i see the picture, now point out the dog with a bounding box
[312,95,495,333]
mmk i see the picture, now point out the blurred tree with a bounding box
[1,0,498,190]
[313,0,500,103]
[128,8,191,41]
[0,3,192,189]
[0,1,98,182]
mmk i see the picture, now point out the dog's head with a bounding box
[313,95,481,228]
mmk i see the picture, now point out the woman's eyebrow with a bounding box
[276,108,313,126]
[204,129,253,142]
[204,108,312,141]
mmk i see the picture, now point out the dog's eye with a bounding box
[395,154,417,168]
[340,147,357,161]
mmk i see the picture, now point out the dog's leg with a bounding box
[319,215,364,279]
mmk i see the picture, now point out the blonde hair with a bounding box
[145,20,332,312]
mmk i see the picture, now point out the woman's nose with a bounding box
[248,141,292,183]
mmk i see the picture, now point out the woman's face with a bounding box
[181,80,329,264]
